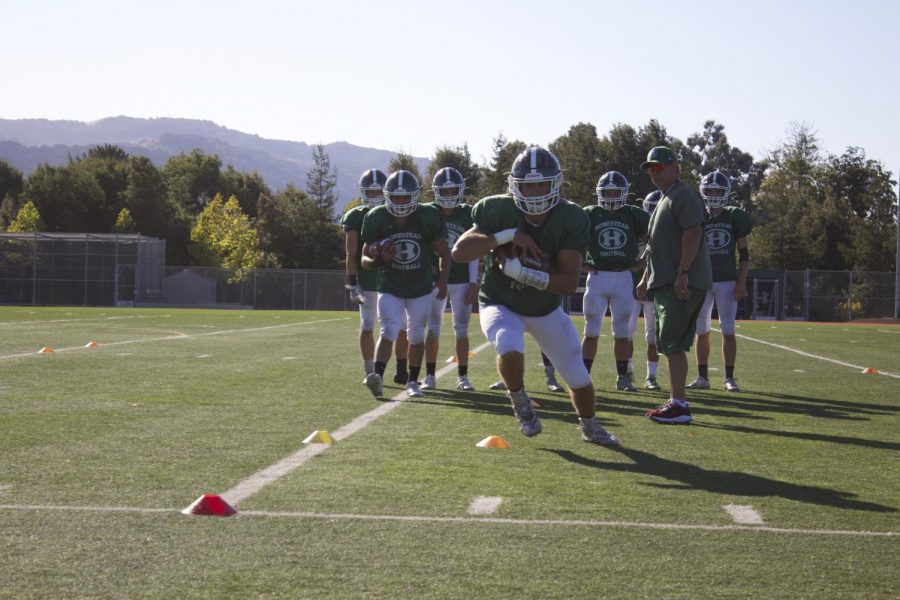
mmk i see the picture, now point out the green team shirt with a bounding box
[584,204,650,270]
[425,202,475,284]
[705,206,753,282]
[646,180,712,291]
[360,204,447,298]
[340,204,378,291]
[472,194,589,317]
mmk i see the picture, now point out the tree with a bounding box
[112,208,136,233]
[306,143,338,220]
[221,166,269,220]
[387,151,423,183]
[123,156,192,264]
[425,144,483,204]
[482,134,527,196]
[0,159,25,229]
[190,194,260,277]
[7,199,46,232]
[162,149,223,215]
[256,185,344,269]
[550,122,604,206]
[23,163,107,232]
[686,121,766,211]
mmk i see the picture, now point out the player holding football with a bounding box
[420,167,479,392]
[360,170,451,399]
[453,146,619,445]
[581,171,649,392]
[341,169,409,384]
[687,171,753,392]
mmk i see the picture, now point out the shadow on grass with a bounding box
[546,447,897,513]
[691,421,900,452]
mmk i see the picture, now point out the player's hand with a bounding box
[434,281,448,301]
[734,283,748,301]
[674,273,690,300]
[511,231,545,263]
[636,280,648,301]
[464,282,479,304]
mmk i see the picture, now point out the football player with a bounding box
[453,146,619,445]
[687,170,752,392]
[360,170,451,399]
[581,171,650,392]
[421,167,479,392]
[341,169,409,384]
[626,191,662,390]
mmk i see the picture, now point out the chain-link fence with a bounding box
[782,270,896,321]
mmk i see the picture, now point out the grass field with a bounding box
[1,306,898,598]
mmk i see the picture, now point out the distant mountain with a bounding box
[0,116,430,214]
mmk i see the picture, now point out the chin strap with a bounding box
[501,257,549,291]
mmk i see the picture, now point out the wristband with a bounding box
[493,228,517,246]
[738,247,750,262]
[502,257,549,291]
[679,269,690,276]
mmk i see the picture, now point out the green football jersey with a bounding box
[472,194,589,317]
[584,204,650,270]
[340,204,378,291]
[705,206,753,282]
[425,202,475,284]
[360,204,447,298]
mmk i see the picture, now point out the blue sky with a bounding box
[3,0,898,173]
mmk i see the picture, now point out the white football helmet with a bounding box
[432,167,465,209]
[508,146,563,215]
[358,169,388,208]
[700,170,730,209]
[642,190,662,214]
[596,171,630,210]
[383,170,420,217]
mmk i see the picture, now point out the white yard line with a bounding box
[221,341,493,505]
[724,504,764,525]
[0,503,894,537]
[717,328,900,380]
[468,496,503,515]
[0,317,350,360]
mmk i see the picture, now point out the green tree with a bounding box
[24,163,107,232]
[0,159,25,229]
[190,194,260,277]
[221,166,269,220]
[112,208,136,233]
[686,121,765,211]
[256,185,344,269]
[163,149,223,215]
[387,151,423,183]
[550,122,604,206]
[482,134,527,196]
[425,144,483,204]
[123,156,192,264]
[306,144,338,220]
[7,199,46,232]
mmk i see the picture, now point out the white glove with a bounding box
[501,257,549,290]
[345,284,366,305]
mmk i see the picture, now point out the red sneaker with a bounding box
[646,400,692,424]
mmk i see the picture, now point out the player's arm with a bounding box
[345,229,359,278]
[734,236,749,300]
[452,226,542,263]
[361,239,395,270]
[545,248,583,295]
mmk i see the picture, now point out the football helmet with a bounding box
[508,146,563,215]
[596,171,630,210]
[642,190,662,214]
[432,167,465,209]
[700,170,730,209]
[358,169,388,208]
[383,170,420,217]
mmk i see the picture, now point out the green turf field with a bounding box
[1,307,898,598]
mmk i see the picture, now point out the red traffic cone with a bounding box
[182,494,237,517]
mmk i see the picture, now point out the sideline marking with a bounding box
[468,496,503,515]
[221,342,493,506]
[0,317,350,361]
[724,504,764,525]
[715,328,900,380]
[0,504,894,538]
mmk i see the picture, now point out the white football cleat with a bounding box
[724,378,741,392]
[421,374,437,390]
[364,373,383,398]
[406,380,423,397]
[580,416,620,446]
[456,376,475,391]
[687,376,710,390]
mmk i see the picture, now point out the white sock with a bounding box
[627,359,634,373]
[647,361,658,377]
[364,360,374,375]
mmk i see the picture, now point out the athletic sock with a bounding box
[725,365,735,379]
[375,361,386,376]
[583,358,593,373]
[647,361,658,377]
[395,358,408,378]
[698,364,709,379]
[408,365,421,382]
[426,362,436,377]
[627,358,634,373]
[616,360,628,376]
[458,364,468,377]
[364,360,374,376]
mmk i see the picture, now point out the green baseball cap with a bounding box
[640,146,677,170]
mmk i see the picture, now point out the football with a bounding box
[496,243,551,272]
[367,238,395,260]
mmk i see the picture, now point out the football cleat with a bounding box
[580,416,620,446]
[646,400,692,424]
[489,381,507,391]
[421,374,437,390]
[345,283,366,305]
[456,376,475,391]
[645,376,661,390]
[406,380,423,398]
[546,374,565,393]
[364,373,384,398]
[687,376,710,390]
[724,378,741,392]
[616,374,637,392]
[507,389,542,437]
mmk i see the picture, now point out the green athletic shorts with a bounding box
[652,286,707,355]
